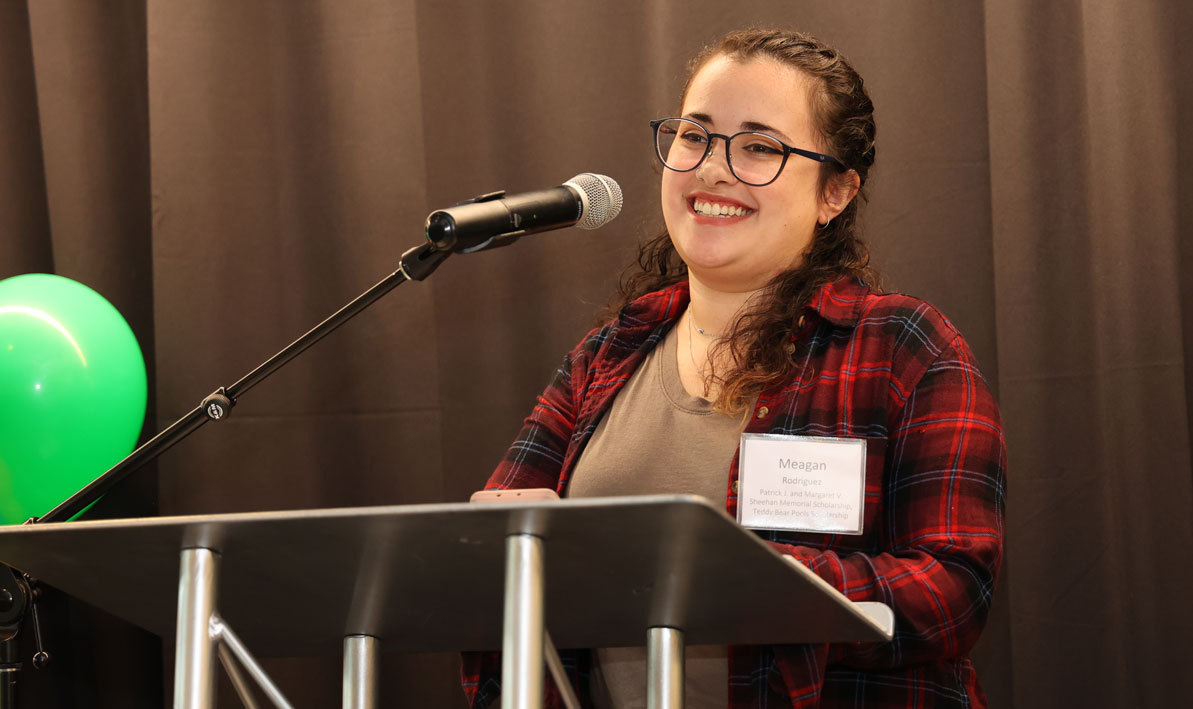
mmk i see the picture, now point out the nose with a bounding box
[697,137,737,184]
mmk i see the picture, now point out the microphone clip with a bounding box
[454,190,506,207]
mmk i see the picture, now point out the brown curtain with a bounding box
[0,0,1188,706]
[985,0,1193,706]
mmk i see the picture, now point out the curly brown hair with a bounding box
[613,28,880,413]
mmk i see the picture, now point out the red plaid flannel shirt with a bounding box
[462,277,1006,707]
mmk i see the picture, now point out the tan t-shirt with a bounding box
[568,323,747,708]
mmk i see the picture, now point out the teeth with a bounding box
[693,199,751,217]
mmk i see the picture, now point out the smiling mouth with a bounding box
[691,198,754,218]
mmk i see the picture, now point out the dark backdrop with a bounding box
[2,0,1191,706]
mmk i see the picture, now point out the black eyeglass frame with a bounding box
[650,117,846,186]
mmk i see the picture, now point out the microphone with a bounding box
[424,173,623,253]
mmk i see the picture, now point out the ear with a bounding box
[818,170,861,225]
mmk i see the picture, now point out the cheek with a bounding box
[661,170,682,201]
[660,172,688,218]
[771,173,822,221]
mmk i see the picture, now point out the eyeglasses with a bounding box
[650,117,845,187]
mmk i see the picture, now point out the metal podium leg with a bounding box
[218,644,260,709]
[502,534,544,709]
[175,548,220,709]
[647,627,684,709]
[210,616,295,709]
[343,634,378,709]
[543,632,580,709]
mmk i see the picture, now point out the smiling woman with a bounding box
[660,55,845,297]
[464,28,1005,709]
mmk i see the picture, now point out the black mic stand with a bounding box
[0,237,458,707]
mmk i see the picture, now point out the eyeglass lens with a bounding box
[654,118,786,185]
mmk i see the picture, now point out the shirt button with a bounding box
[797,315,806,328]
[756,406,769,418]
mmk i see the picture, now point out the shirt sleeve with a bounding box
[774,330,1006,670]
[484,340,587,495]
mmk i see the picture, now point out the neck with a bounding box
[686,273,764,338]
[677,273,765,403]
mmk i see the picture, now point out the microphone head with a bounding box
[565,173,624,230]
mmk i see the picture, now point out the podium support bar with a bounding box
[647,627,684,709]
[175,548,219,708]
[210,616,293,708]
[503,534,545,709]
[173,547,298,709]
[343,635,378,709]
[218,644,260,708]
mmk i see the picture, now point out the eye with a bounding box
[677,128,709,145]
[741,138,783,156]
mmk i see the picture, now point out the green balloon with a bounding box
[0,274,147,524]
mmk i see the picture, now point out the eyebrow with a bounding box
[683,112,794,143]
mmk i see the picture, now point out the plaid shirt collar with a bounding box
[804,275,869,327]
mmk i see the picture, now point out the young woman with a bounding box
[464,28,1005,708]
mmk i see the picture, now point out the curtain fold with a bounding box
[1,1,1189,705]
[985,0,1193,705]
[0,0,52,274]
[2,0,162,705]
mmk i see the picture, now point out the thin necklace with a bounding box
[686,310,714,395]
[688,307,722,338]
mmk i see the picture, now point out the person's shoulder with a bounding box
[858,289,962,344]
[603,280,688,347]
[568,281,689,362]
[828,283,989,397]
[826,280,971,371]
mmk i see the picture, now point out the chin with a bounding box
[683,252,755,280]
[673,238,733,268]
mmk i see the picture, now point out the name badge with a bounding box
[737,433,867,534]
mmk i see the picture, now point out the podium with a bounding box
[0,495,893,708]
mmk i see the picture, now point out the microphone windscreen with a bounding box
[566,173,624,230]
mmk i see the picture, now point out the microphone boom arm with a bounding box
[31,241,450,525]
[31,172,624,522]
